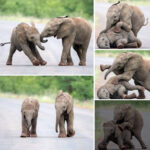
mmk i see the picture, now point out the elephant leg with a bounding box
[21,117,28,137]
[79,44,88,66]
[58,115,66,138]
[22,45,40,66]
[59,35,74,66]
[134,80,145,99]
[67,50,74,66]
[67,111,75,137]
[123,93,137,99]
[32,47,47,66]
[6,44,16,65]
[100,65,111,72]
[30,117,37,137]
[134,131,147,149]
[116,39,128,49]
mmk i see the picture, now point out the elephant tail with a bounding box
[143,18,149,26]
[0,42,11,46]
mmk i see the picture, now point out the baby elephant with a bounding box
[41,16,92,66]
[55,90,75,138]
[97,24,142,49]
[21,97,39,137]
[98,120,134,150]
[97,65,144,99]
[6,23,47,66]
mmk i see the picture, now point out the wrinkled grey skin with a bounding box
[97,25,142,49]
[104,52,150,99]
[55,90,75,138]
[98,120,134,150]
[102,2,146,37]
[41,17,92,66]
[6,23,47,66]
[97,77,144,99]
[21,97,39,138]
[114,104,147,149]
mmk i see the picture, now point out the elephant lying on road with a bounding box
[55,90,75,138]
[101,2,147,37]
[98,120,134,150]
[41,16,92,66]
[21,97,39,138]
[6,23,47,66]
[104,52,150,99]
[97,24,142,49]
[114,104,147,149]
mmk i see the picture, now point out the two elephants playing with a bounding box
[97,2,148,49]
[2,16,92,66]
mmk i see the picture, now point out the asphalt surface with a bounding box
[0,20,93,75]
[95,2,150,49]
[95,56,150,99]
[95,106,150,150]
[0,98,93,150]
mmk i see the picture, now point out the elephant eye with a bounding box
[31,36,34,39]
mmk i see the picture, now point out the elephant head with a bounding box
[97,86,110,99]
[55,90,73,133]
[40,17,75,42]
[105,2,121,30]
[97,33,110,49]
[104,52,138,80]
[25,23,45,50]
[23,109,35,129]
[113,104,131,123]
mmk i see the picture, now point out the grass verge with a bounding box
[0,92,93,110]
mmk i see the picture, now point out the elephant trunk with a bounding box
[104,66,114,80]
[35,41,45,50]
[40,35,48,43]
[56,110,61,133]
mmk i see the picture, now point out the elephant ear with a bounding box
[56,18,75,39]
[66,95,73,114]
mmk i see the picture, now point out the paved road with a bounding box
[95,56,150,99]
[0,98,93,150]
[0,20,93,75]
[95,106,150,150]
[95,2,150,49]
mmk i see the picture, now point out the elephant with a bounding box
[101,2,147,37]
[20,97,39,138]
[55,90,75,138]
[97,75,144,99]
[6,22,47,66]
[113,104,147,149]
[98,120,134,150]
[103,52,150,99]
[97,24,142,49]
[40,16,92,66]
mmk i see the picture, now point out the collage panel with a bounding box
[0,0,93,75]
[0,76,94,150]
[95,0,150,49]
[95,50,150,100]
[95,100,150,150]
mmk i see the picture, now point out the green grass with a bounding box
[95,50,150,59]
[0,92,93,110]
[95,0,150,6]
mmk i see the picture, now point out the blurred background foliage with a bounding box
[0,76,93,101]
[0,0,93,20]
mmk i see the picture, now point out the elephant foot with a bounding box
[58,133,67,138]
[59,62,67,66]
[40,60,47,66]
[142,145,147,149]
[79,62,86,66]
[6,61,12,65]
[100,65,105,71]
[67,130,75,137]
[30,134,37,137]
[117,43,124,49]
[67,62,74,66]
[32,59,40,66]
[137,94,145,99]
[20,133,27,138]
